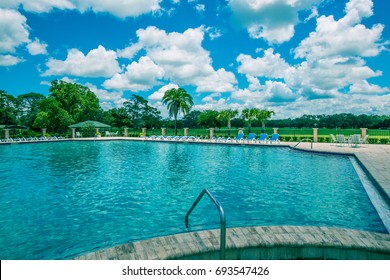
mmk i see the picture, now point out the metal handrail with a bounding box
[184,188,226,260]
[292,138,313,149]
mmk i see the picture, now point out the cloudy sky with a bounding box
[0,0,389,118]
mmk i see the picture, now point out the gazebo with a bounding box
[69,121,111,138]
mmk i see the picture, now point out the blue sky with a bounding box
[0,0,389,118]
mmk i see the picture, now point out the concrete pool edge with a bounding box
[73,226,390,260]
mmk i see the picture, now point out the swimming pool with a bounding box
[0,140,387,259]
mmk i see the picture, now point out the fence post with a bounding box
[210,128,214,139]
[162,127,166,136]
[360,128,367,138]
[4,129,10,139]
[124,127,128,137]
[273,128,278,134]
[313,128,318,143]
[184,128,188,136]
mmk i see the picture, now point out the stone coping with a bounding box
[74,226,390,260]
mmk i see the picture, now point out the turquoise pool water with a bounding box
[0,141,387,259]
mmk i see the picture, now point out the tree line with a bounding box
[1,81,389,135]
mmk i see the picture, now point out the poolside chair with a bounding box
[269,133,280,144]
[227,133,244,143]
[187,136,198,141]
[216,136,227,142]
[76,132,82,138]
[349,134,361,148]
[105,131,111,137]
[335,134,347,146]
[257,133,268,143]
[330,134,337,145]
[360,135,369,145]
[246,133,256,143]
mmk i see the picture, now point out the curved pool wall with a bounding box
[0,140,389,259]
[75,226,390,260]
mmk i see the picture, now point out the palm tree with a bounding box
[217,109,238,136]
[256,109,275,133]
[242,108,259,133]
[162,88,193,135]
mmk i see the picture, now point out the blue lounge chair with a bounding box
[257,133,268,143]
[228,133,244,142]
[246,133,256,143]
[269,133,280,144]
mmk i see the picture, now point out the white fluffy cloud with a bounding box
[0,0,161,17]
[26,38,48,55]
[118,26,237,93]
[0,9,29,53]
[75,0,161,18]
[237,48,291,79]
[295,5,384,59]
[0,55,24,66]
[229,0,322,43]
[86,83,126,109]
[236,0,387,101]
[0,0,74,13]
[103,56,164,91]
[43,45,120,77]
[148,83,179,101]
[349,80,390,95]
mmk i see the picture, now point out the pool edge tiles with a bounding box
[73,226,390,260]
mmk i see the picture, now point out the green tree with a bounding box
[162,88,193,135]
[49,80,101,123]
[242,108,259,133]
[198,110,222,128]
[124,94,161,130]
[16,92,46,127]
[0,90,17,125]
[34,97,73,132]
[255,109,275,133]
[103,108,131,128]
[217,109,238,136]
[183,110,201,128]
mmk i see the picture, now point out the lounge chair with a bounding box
[330,134,337,145]
[227,133,244,143]
[360,135,369,145]
[76,132,82,138]
[216,136,227,142]
[246,133,256,143]
[269,133,280,144]
[105,131,111,137]
[349,134,361,148]
[257,133,268,143]
[335,134,347,146]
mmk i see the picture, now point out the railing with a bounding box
[292,138,313,149]
[184,188,226,260]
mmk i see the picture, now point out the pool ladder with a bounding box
[292,138,313,150]
[185,188,226,260]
